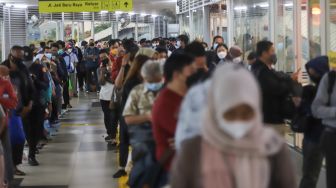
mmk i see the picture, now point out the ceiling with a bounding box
[0,0,177,15]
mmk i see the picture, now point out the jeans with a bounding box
[1,128,13,182]
[320,129,336,188]
[299,139,324,188]
[100,100,118,139]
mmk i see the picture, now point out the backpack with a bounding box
[291,71,336,132]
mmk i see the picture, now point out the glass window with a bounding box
[64,21,73,41]
[328,0,336,51]
[275,0,295,73]
[191,8,204,41]
[27,20,58,45]
[94,21,112,41]
[84,21,93,41]
[180,12,190,36]
[232,0,270,58]
[73,22,85,43]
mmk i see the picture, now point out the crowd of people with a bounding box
[0,33,335,188]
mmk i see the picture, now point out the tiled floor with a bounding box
[11,92,328,188]
[14,92,119,188]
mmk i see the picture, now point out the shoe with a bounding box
[15,169,26,176]
[28,157,39,166]
[73,93,78,97]
[104,135,113,142]
[67,104,73,108]
[113,169,127,178]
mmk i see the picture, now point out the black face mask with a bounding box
[310,75,321,84]
[102,59,109,66]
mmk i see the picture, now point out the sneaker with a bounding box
[28,157,39,166]
[67,104,73,108]
[113,169,127,178]
[104,135,113,142]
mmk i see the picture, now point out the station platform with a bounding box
[10,92,326,188]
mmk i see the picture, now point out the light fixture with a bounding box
[115,11,123,15]
[151,14,158,18]
[234,6,247,11]
[129,11,135,15]
[284,3,293,7]
[5,3,28,8]
[253,3,269,8]
[141,13,147,17]
[312,7,321,15]
[186,15,190,18]
[100,10,108,14]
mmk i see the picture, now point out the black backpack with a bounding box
[291,71,336,132]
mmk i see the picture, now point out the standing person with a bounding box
[113,48,157,178]
[61,44,78,98]
[247,52,257,70]
[171,64,296,188]
[312,61,336,188]
[251,41,298,137]
[184,41,209,87]
[213,44,229,66]
[2,46,34,182]
[228,45,244,65]
[84,42,99,92]
[73,41,84,92]
[298,56,329,188]
[98,50,117,145]
[0,66,19,180]
[123,60,163,187]
[151,53,194,185]
[27,58,49,166]
[172,35,189,55]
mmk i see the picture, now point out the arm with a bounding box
[123,88,151,125]
[124,114,151,125]
[258,69,291,97]
[312,74,336,119]
[0,81,18,109]
[115,66,126,89]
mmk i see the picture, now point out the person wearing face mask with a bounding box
[214,43,229,66]
[251,41,299,137]
[172,35,189,55]
[294,56,329,188]
[171,64,296,188]
[211,35,224,51]
[98,50,118,145]
[184,41,209,87]
[229,45,244,65]
[61,44,79,99]
[151,54,194,186]
[84,42,100,92]
[123,60,163,187]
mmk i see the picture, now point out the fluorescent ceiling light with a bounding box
[129,11,135,15]
[141,13,147,17]
[253,3,269,8]
[284,3,293,7]
[100,10,108,13]
[115,11,123,15]
[151,14,158,18]
[5,3,28,8]
[234,6,247,11]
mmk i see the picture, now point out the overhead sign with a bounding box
[38,0,133,13]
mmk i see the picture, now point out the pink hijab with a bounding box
[201,64,284,188]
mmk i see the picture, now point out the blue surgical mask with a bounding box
[145,82,163,92]
[213,43,218,50]
[58,49,64,55]
[45,53,52,60]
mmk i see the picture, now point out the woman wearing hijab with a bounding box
[171,64,296,188]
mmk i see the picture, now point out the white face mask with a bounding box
[218,119,254,139]
[213,43,218,50]
[217,51,227,59]
[176,41,181,48]
[233,57,242,64]
[67,49,72,53]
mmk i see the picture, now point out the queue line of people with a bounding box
[0,33,335,188]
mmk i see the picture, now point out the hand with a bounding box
[122,54,130,66]
[168,138,175,150]
[147,113,152,122]
[291,68,301,81]
[292,97,302,107]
